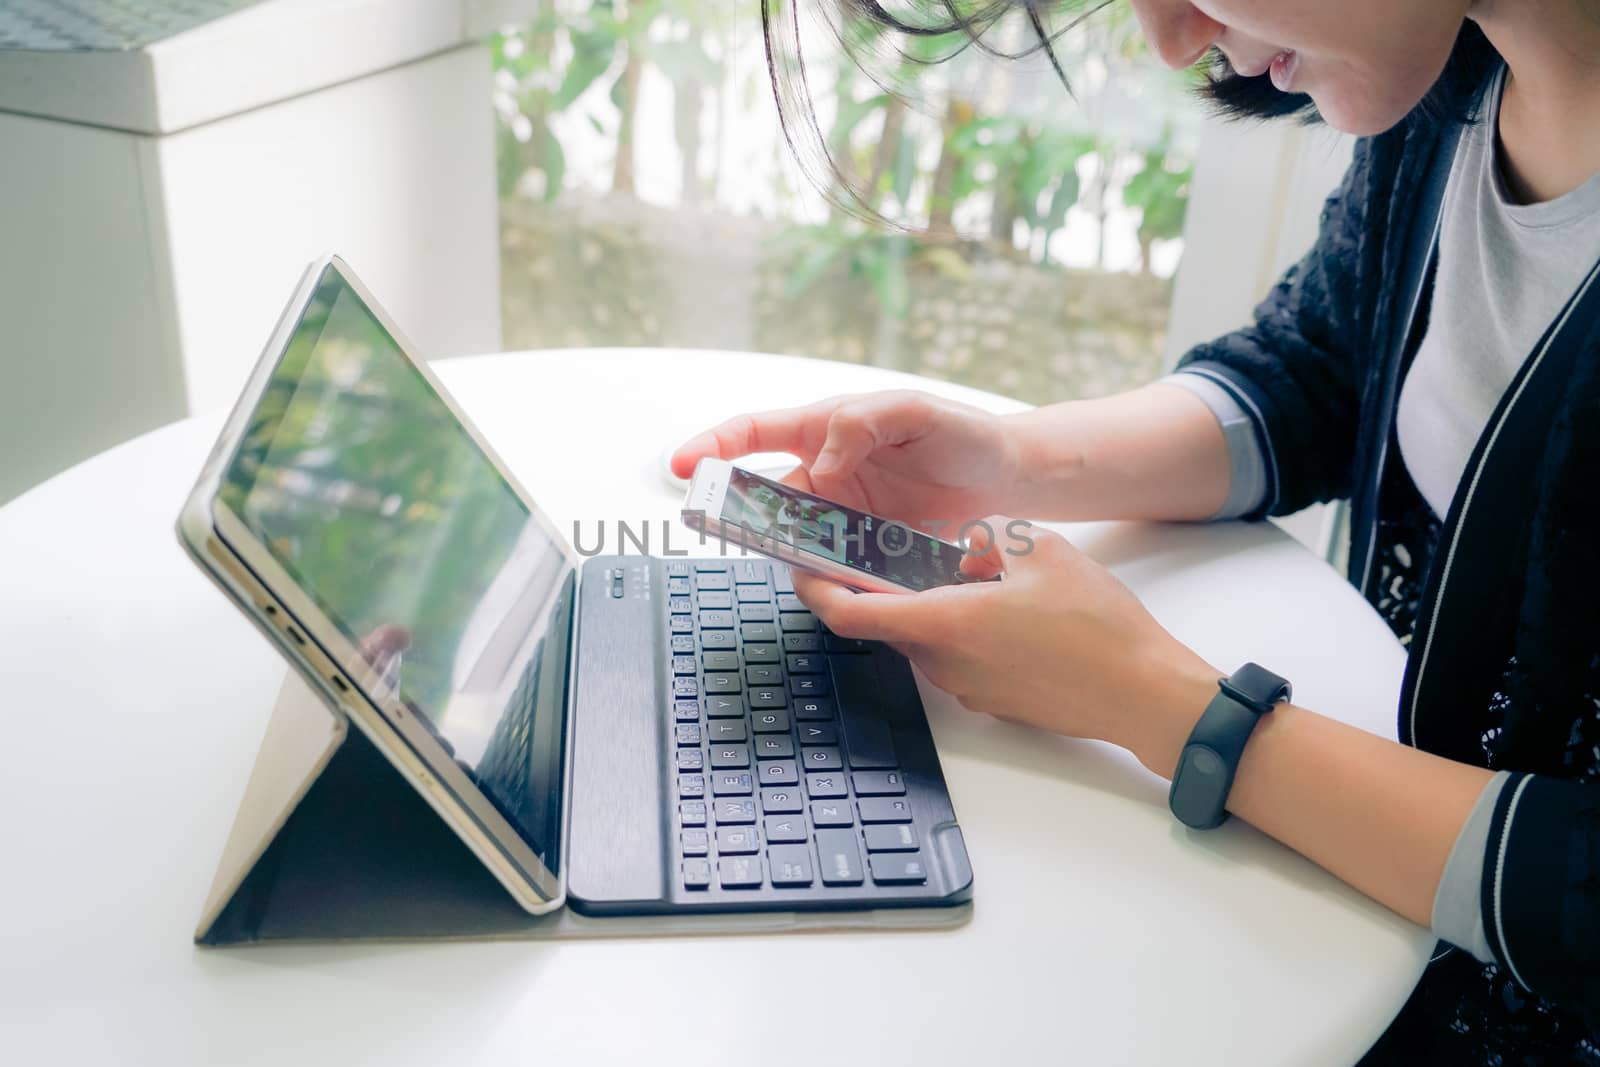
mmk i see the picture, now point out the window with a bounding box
[492,0,1206,405]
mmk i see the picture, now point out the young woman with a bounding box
[673,1,1600,1062]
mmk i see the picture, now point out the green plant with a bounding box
[1121,133,1193,274]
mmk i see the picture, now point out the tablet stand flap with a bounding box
[195,670,348,942]
[197,673,554,945]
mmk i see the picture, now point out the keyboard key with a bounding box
[824,633,873,654]
[694,560,729,573]
[716,826,760,854]
[676,724,703,746]
[671,655,696,676]
[811,800,853,827]
[794,698,835,721]
[864,824,919,852]
[806,772,846,798]
[774,568,795,593]
[738,604,775,623]
[787,653,824,674]
[841,714,897,769]
[713,771,754,795]
[678,774,705,799]
[749,688,787,710]
[799,723,839,746]
[680,801,707,826]
[752,709,791,733]
[869,852,929,885]
[671,634,695,654]
[703,695,745,718]
[755,735,795,758]
[683,858,712,889]
[708,720,747,743]
[744,665,782,686]
[703,673,741,694]
[672,677,699,698]
[782,634,821,653]
[667,578,691,596]
[736,584,769,603]
[743,643,780,663]
[669,597,693,615]
[858,797,913,823]
[696,591,733,610]
[698,610,735,629]
[702,650,739,671]
[670,616,693,634]
[700,631,736,651]
[741,622,778,643]
[803,746,843,771]
[758,760,798,786]
[673,700,699,722]
[780,612,818,632]
[816,829,864,885]
[676,749,705,771]
[710,745,751,769]
[762,787,803,814]
[714,799,756,824]
[790,675,830,697]
[734,560,769,584]
[682,828,709,856]
[852,770,905,796]
[667,561,691,577]
[718,855,762,889]
[768,844,815,887]
[764,815,807,844]
[776,594,806,613]
[694,571,731,591]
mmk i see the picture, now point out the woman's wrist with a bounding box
[1121,652,1221,779]
[998,405,1089,517]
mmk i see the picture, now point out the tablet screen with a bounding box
[218,265,572,869]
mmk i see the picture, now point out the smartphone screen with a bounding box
[716,466,972,590]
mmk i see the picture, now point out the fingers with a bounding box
[668,403,823,479]
[790,569,939,645]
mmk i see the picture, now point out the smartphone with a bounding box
[681,457,993,593]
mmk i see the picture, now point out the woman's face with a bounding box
[1128,0,1472,135]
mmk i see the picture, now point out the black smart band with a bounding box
[1168,663,1291,830]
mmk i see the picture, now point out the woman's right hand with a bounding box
[669,390,1020,529]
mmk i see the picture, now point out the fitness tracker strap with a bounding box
[1168,663,1292,830]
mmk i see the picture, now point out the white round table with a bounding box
[0,349,1431,1066]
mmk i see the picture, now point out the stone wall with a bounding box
[500,192,1172,405]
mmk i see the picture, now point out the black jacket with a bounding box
[1175,82,1600,1061]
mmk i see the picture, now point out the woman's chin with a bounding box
[1312,91,1418,138]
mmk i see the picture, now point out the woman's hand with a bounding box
[670,390,1020,528]
[792,519,1220,776]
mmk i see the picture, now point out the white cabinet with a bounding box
[0,0,530,504]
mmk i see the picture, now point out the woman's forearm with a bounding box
[1127,678,1496,929]
[1004,382,1236,522]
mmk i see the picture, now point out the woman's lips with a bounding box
[1270,50,1300,93]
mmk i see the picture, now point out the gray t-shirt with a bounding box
[1163,63,1600,964]
[1397,65,1600,518]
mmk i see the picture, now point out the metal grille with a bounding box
[0,0,265,51]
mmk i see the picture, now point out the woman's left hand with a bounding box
[792,518,1220,777]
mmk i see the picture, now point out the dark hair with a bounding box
[762,1,1500,216]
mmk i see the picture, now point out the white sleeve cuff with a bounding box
[1431,770,1513,964]
[1158,372,1268,520]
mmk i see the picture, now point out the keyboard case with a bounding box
[194,668,973,945]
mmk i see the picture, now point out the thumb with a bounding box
[960,515,1049,579]
[810,394,927,485]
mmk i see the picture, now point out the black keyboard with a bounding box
[662,557,966,901]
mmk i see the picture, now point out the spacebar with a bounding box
[830,655,898,768]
